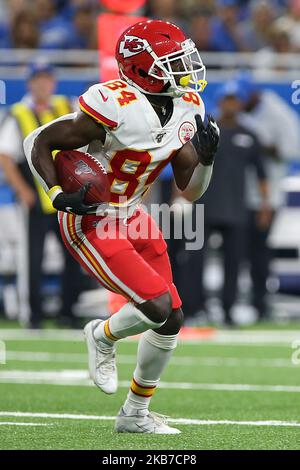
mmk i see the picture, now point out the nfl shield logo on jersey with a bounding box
[178,121,196,144]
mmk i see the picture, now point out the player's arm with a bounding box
[24,112,106,214]
[30,112,105,189]
[172,114,220,201]
[171,141,199,190]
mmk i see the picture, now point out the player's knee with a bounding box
[140,292,173,325]
[154,308,184,335]
[172,308,184,331]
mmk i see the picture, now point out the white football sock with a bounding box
[93,302,166,347]
[123,329,178,415]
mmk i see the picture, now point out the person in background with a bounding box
[0,61,85,328]
[275,0,300,51]
[61,0,99,21]
[0,12,9,47]
[147,0,188,33]
[238,73,300,320]
[189,7,215,52]
[181,81,270,325]
[210,0,248,52]
[67,5,97,49]
[35,0,70,49]
[7,10,40,49]
[147,0,179,20]
[254,22,296,72]
[0,1,37,49]
[239,0,278,51]
[0,0,28,24]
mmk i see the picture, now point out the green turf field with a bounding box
[1,323,300,450]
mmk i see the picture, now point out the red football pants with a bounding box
[59,209,182,309]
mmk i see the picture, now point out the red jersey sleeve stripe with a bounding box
[79,96,117,128]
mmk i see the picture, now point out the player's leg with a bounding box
[116,211,183,433]
[116,308,183,434]
[59,212,174,395]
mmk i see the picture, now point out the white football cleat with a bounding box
[115,408,181,434]
[84,319,118,394]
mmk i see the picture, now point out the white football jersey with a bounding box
[79,79,205,213]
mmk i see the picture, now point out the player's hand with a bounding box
[52,184,98,215]
[192,114,220,166]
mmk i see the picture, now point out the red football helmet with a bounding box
[115,20,207,96]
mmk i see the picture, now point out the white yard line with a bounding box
[1,328,300,345]
[0,329,84,341]
[6,351,88,363]
[5,351,297,368]
[0,421,52,426]
[1,370,300,393]
[0,412,300,428]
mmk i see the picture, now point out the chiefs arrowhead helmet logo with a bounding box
[119,35,150,58]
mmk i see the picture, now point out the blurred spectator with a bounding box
[269,23,292,53]
[0,21,8,48]
[238,73,300,319]
[147,0,178,19]
[210,0,249,51]
[147,0,188,32]
[0,61,85,328]
[255,23,295,72]
[8,11,40,49]
[67,6,97,49]
[0,0,28,22]
[189,7,215,52]
[239,0,278,51]
[61,0,99,20]
[1,0,299,54]
[35,0,70,49]
[180,81,269,325]
[0,1,38,48]
[0,0,7,23]
[275,0,300,51]
[180,0,215,17]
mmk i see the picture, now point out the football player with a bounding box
[24,20,219,434]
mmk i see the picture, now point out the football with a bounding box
[54,149,110,204]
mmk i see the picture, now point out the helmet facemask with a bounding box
[148,39,207,97]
